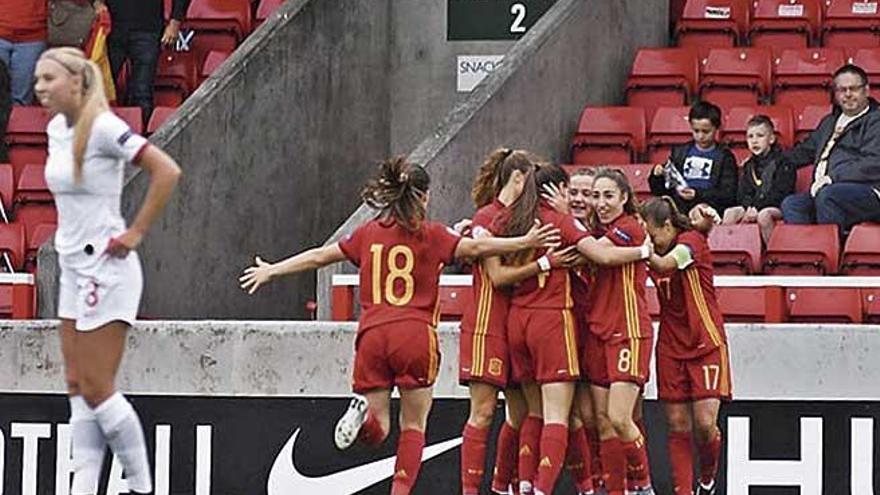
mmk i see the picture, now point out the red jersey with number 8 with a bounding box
[339,219,462,332]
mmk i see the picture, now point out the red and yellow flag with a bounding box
[83,10,116,103]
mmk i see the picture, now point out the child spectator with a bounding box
[649,101,738,218]
[722,115,795,244]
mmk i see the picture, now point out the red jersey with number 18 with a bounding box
[339,219,462,332]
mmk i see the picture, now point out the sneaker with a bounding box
[626,487,656,495]
[334,394,368,450]
[519,480,534,494]
[696,480,717,495]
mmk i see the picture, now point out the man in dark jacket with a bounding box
[649,101,739,216]
[94,0,192,125]
[782,64,880,235]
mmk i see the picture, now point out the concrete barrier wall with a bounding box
[3,321,879,400]
[316,0,667,317]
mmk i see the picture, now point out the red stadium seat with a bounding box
[676,0,751,54]
[571,107,647,165]
[111,107,144,134]
[850,48,880,82]
[795,164,815,193]
[15,204,58,246]
[708,223,763,274]
[822,0,880,48]
[723,105,795,150]
[863,289,880,323]
[614,164,654,201]
[0,222,26,271]
[772,48,844,111]
[787,287,863,323]
[24,222,55,272]
[764,224,840,275]
[0,164,15,211]
[626,48,700,121]
[841,223,880,275]
[749,0,822,56]
[183,0,252,64]
[154,49,198,107]
[699,48,773,112]
[147,107,177,135]
[14,164,52,205]
[256,0,285,27]
[795,104,831,142]
[6,107,51,177]
[199,49,231,84]
[437,286,473,321]
[716,286,766,322]
[647,106,694,164]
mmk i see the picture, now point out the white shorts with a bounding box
[58,250,143,331]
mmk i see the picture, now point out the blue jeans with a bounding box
[781,183,880,234]
[0,39,46,105]
[108,29,160,124]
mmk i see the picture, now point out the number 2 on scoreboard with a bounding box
[370,244,415,306]
[510,3,527,33]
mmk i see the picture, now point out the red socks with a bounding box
[667,431,694,495]
[565,426,594,493]
[698,429,722,486]
[517,415,543,492]
[622,435,652,490]
[534,423,568,494]
[491,421,520,493]
[600,437,626,494]
[357,411,386,446]
[390,429,425,495]
[461,424,489,495]
[587,427,603,490]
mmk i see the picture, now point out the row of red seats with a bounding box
[155,49,230,107]
[676,0,880,55]
[627,46,878,119]
[0,220,55,273]
[571,104,826,165]
[0,162,58,256]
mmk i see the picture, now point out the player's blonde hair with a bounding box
[38,47,109,183]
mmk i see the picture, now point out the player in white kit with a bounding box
[34,47,182,495]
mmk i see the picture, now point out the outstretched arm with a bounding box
[454,221,560,259]
[576,236,650,266]
[483,245,581,288]
[240,243,347,294]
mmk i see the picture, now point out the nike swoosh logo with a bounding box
[267,428,462,495]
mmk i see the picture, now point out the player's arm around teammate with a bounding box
[642,197,731,495]
[35,47,181,495]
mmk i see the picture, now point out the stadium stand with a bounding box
[699,48,773,112]
[626,47,700,121]
[570,106,646,164]
[841,223,880,275]
[795,104,831,142]
[723,105,795,151]
[822,0,880,49]
[764,224,840,275]
[707,223,763,274]
[748,0,823,56]
[155,49,199,107]
[772,48,843,111]
[675,0,751,54]
[646,105,693,163]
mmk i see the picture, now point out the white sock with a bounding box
[70,396,106,495]
[93,392,152,493]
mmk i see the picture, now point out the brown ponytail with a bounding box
[640,196,692,231]
[39,47,110,183]
[361,156,431,233]
[471,148,542,209]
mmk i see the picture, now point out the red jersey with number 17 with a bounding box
[649,230,728,360]
[339,219,462,332]
[460,199,510,337]
[588,213,652,342]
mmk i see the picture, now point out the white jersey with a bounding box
[45,111,148,263]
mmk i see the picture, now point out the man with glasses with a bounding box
[781,64,880,236]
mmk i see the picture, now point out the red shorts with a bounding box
[508,306,580,384]
[459,331,509,388]
[584,332,653,388]
[573,308,590,377]
[657,344,732,402]
[352,320,440,393]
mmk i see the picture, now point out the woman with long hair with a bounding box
[241,157,559,495]
[641,197,732,495]
[495,164,651,495]
[35,47,182,494]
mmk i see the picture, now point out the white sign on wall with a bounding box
[456,55,505,92]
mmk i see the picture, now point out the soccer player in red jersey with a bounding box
[496,164,652,495]
[239,157,559,495]
[641,197,732,495]
[585,168,656,495]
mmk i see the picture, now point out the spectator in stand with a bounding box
[722,115,796,244]
[94,0,191,124]
[649,101,738,220]
[782,64,880,236]
[0,0,48,104]
[0,59,9,163]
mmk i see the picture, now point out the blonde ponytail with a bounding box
[39,47,110,183]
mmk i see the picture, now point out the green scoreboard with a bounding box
[447,0,559,41]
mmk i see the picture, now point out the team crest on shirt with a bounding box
[488,358,503,376]
[117,129,134,146]
[611,227,632,243]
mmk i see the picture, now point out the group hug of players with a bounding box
[240,148,733,495]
